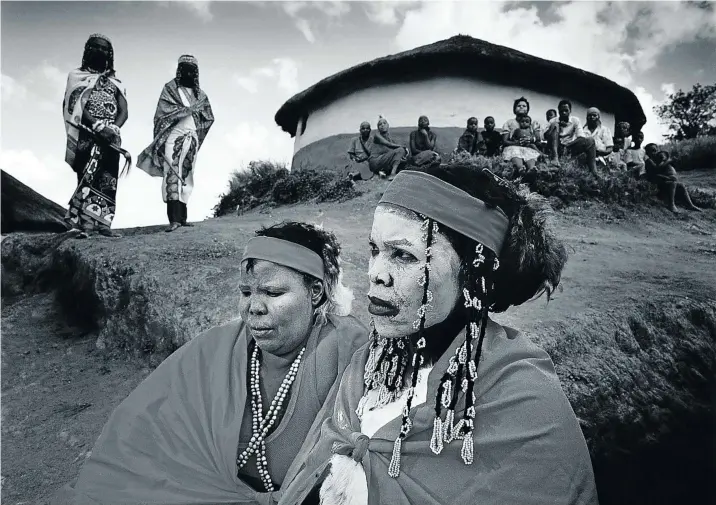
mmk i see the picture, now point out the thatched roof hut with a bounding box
[275,35,646,171]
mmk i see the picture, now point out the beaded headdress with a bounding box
[178,54,198,66]
[176,54,200,89]
[357,169,510,477]
[82,33,114,74]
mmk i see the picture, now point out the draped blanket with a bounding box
[63,69,127,168]
[137,79,214,178]
[54,315,366,505]
[278,320,598,505]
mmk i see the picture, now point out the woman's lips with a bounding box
[368,296,399,317]
[249,326,273,338]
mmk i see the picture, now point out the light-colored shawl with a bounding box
[63,69,127,168]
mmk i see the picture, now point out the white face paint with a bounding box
[367,205,461,339]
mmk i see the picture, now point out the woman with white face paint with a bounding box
[55,221,367,505]
[278,166,598,505]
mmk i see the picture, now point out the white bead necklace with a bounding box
[236,343,306,492]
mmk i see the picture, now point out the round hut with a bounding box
[275,34,646,172]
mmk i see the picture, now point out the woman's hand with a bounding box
[100,124,121,146]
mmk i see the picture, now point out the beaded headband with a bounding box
[178,54,198,66]
[88,33,111,44]
[379,170,510,254]
[242,237,324,280]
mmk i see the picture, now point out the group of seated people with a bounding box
[347,96,701,212]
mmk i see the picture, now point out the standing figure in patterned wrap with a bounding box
[137,55,215,232]
[62,33,129,238]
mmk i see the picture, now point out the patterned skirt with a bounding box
[66,131,120,232]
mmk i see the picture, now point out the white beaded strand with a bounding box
[236,344,306,492]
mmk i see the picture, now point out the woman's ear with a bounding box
[310,280,325,307]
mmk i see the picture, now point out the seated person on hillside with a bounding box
[409,115,442,167]
[370,115,410,181]
[478,116,503,157]
[540,109,558,154]
[544,100,597,173]
[346,121,375,181]
[625,131,646,176]
[609,121,632,169]
[502,113,542,179]
[582,107,620,169]
[642,143,701,213]
[455,116,480,155]
[53,222,367,505]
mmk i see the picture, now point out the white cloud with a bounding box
[234,58,299,95]
[364,1,421,26]
[390,1,716,135]
[1,74,28,103]
[179,1,213,22]
[632,87,670,144]
[295,18,316,43]
[0,149,75,208]
[282,1,350,43]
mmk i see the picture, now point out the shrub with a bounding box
[445,152,658,208]
[213,161,361,217]
[213,161,289,217]
[660,136,716,171]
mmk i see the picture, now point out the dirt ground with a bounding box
[1,170,715,504]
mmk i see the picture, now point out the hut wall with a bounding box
[292,76,616,156]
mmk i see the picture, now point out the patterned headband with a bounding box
[242,237,324,280]
[178,54,198,66]
[379,171,510,254]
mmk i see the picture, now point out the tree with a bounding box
[654,83,716,140]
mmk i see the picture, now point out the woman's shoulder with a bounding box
[179,318,245,358]
[321,315,369,354]
[481,324,566,405]
[502,118,518,131]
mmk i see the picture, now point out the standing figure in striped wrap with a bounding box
[138,55,215,232]
[278,165,598,505]
[62,33,129,238]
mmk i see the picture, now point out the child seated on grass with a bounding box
[478,116,503,157]
[643,143,701,213]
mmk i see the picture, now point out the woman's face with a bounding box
[359,123,371,136]
[514,100,529,116]
[377,119,389,133]
[239,260,322,356]
[85,38,111,70]
[368,205,461,339]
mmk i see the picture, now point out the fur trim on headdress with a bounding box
[503,184,567,306]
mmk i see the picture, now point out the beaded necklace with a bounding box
[236,342,306,492]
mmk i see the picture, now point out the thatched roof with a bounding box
[275,35,646,137]
[1,169,68,234]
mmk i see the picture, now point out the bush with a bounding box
[213,161,361,217]
[660,136,716,171]
[446,152,658,208]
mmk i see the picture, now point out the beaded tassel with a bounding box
[443,409,455,442]
[388,436,403,478]
[430,415,444,454]
[461,430,474,465]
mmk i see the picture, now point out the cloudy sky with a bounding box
[2,0,715,229]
